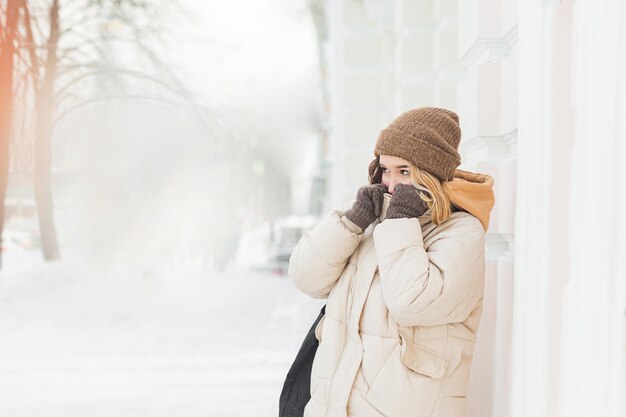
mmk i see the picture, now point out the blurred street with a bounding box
[0,250,324,417]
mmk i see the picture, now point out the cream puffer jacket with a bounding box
[288,170,495,417]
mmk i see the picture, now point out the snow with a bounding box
[0,249,325,416]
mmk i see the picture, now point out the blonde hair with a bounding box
[368,156,454,225]
[408,164,454,225]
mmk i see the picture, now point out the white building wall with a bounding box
[559,2,625,414]
[318,1,624,416]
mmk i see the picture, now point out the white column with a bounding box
[511,1,553,416]
[559,0,626,416]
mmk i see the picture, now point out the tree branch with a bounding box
[113,9,217,138]
[20,0,41,91]
[53,94,180,128]
[58,13,104,34]
[54,67,197,103]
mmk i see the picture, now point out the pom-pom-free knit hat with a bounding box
[374,107,462,182]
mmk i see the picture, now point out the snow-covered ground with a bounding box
[0,249,324,417]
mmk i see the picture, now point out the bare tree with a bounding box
[0,0,20,268]
[7,0,212,262]
[31,0,60,260]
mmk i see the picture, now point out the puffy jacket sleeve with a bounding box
[288,201,362,299]
[372,216,486,327]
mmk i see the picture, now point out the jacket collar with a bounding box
[447,169,495,232]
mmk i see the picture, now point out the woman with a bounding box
[288,107,495,417]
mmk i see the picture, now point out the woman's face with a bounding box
[379,155,413,194]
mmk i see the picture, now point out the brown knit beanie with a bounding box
[374,107,462,182]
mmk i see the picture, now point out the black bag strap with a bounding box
[279,305,326,417]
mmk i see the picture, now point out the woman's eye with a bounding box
[381,168,409,175]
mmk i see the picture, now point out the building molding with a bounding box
[459,24,519,69]
[460,129,518,161]
[485,233,515,260]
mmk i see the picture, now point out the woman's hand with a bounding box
[385,183,429,219]
[344,183,389,231]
